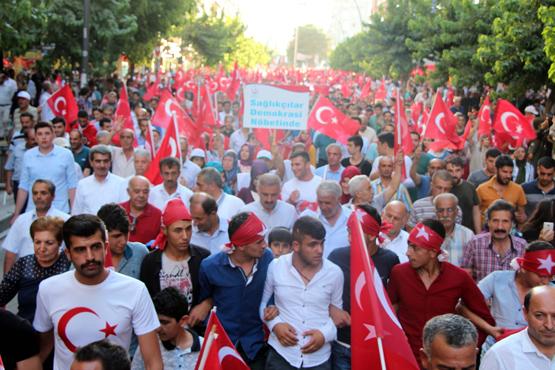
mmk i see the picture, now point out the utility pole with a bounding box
[293,27,299,68]
[81,0,90,88]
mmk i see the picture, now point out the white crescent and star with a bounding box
[481,105,491,123]
[500,111,519,135]
[218,346,247,366]
[57,307,117,353]
[354,271,366,311]
[416,226,430,241]
[169,137,178,158]
[537,255,555,274]
[315,106,337,125]
[54,96,67,115]
[434,112,446,134]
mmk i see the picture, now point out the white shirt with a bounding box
[148,183,193,211]
[480,329,555,370]
[191,216,229,255]
[180,160,201,190]
[283,160,316,183]
[72,172,127,215]
[111,147,136,178]
[241,200,298,231]
[33,270,160,370]
[301,206,351,258]
[261,253,343,368]
[2,207,70,257]
[0,80,17,105]
[282,175,323,204]
[381,230,409,263]
[229,130,248,153]
[216,192,245,221]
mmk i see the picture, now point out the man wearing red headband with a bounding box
[387,219,495,361]
[327,204,401,369]
[140,198,210,311]
[192,212,273,370]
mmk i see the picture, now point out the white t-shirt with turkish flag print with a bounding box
[33,270,160,370]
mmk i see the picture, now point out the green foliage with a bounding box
[329,33,368,72]
[0,0,49,55]
[224,35,272,69]
[539,4,555,84]
[286,24,330,66]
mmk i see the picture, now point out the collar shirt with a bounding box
[216,192,245,222]
[476,176,527,223]
[480,329,555,370]
[371,177,413,211]
[261,253,343,368]
[4,141,27,181]
[241,200,298,231]
[20,146,78,213]
[148,183,193,212]
[180,159,202,190]
[2,207,70,258]
[381,230,409,263]
[111,147,135,178]
[191,217,230,255]
[314,165,345,182]
[72,172,127,215]
[408,195,463,228]
[300,206,351,258]
[120,201,162,245]
[461,233,527,281]
[441,224,475,266]
[116,242,149,280]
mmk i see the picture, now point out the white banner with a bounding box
[243,84,310,130]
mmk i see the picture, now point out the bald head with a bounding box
[382,200,408,237]
[524,285,555,350]
[127,176,150,210]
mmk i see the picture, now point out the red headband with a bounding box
[153,198,192,250]
[408,223,444,253]
[515,250,555,277]
[226,212,266,249]
[355,208,392,243]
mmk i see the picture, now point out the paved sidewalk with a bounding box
[0,190,17,312]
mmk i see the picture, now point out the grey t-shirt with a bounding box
[468,169,492,187]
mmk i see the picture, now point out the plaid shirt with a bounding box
[461,232,527,282]
[441,224,475,267]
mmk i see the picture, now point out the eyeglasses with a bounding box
[436,207,456,214]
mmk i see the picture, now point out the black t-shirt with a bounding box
[328,246,400,344]
[0,309,40,369]
[451,180,479,231]
[341,157,373,176]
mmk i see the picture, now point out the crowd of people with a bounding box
[0,66,555,370]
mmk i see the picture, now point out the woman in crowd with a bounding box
[339,166,361,204]
[222,150,239,195]
[512,145,535,184]
[237,159,270,204]
[521,199,555,246]
[0,216,70,322]
[238,143,255,173]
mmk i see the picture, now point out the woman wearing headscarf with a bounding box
[222,150,239,195]
[238,143,255,173]
[340,166,361,204]
[237,159,270,204]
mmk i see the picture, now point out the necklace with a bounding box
[297,268,313,283]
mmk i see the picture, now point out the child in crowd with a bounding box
[268,227,292,258]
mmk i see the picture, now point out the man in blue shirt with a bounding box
[191,211,273,370]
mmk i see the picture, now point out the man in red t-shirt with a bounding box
[387,219,494,360]
[71,110,98,146]
[120,176,161,245]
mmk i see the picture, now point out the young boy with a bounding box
[131,288,202,370]
[268,227,292,258]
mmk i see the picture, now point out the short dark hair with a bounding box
[268,227,293,245]
[537,156,555,170]
[526,240,555,252]
[421,219,446,239]
[485,147,502,159]
[77,110,88,119]
[32,179,56,196]
[199,167,223,188]
[190,193,218,215]
[347,135,363,149]
[74,340,130,370]
[289,151,310,163]
[292,216,326,243]
[99,117,111,128]
[153,287,190,320]
[51,116,66,126]
[495,154,514,169]
[422,314,477,356]
[228,212,251,240]
[97,203,129,234]
[34,121,54,132]
[377,132,394,149]
[486,199,515,222]
[356,204,381,226]
[63,215,107,249]
[445,155,465,169]
[20,111,34,121]
[159,156,181,171]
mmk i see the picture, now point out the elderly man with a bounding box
[371,155,413,211]
[72,145,127,215]
[120,176,162,245]
[434,193,474,266]
[195,167,245,221]
[190,192,229,255]
[409,170,463,229]
[149,157,193,211]
[111,129,136,178]
[12,91,38,132]
[381,200,410,263]
[69,130,91,176]
[2,179,70,273]
[241,173,297,231]
[481,285,555,369]
[282,151,322,213]
[420,314,478,370]
[314,143,345,182]
[461,200,527,281]
[132,148,151,177]
[301,181,351,258]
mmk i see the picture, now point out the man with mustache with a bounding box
[462,200,527,281]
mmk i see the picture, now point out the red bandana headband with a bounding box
[226,212,266,249]
[514,250,555,277]
[355,208,393,243]
[408,223,445,253]
[153,198,192,251]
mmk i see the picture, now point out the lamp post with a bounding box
[80,0,90,88]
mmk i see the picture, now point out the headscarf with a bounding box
[152,198,192,251]
[340,166,361,204]
[407,223,445,253]
[223,149,239,190]
[512,249,555,277]
[205,161,224,173]
[249,159,270,191]
[225,212,266,250]
[239,143,255,166]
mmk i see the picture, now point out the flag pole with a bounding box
[197,325,217,370]
[377,337,387,370]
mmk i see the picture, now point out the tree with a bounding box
[539,4,555,84]
[224,35,272,69]
[286,24,329,66]
[329,33,368,72]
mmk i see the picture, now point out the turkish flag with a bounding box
[423,91,458,142]
[227,62,241,101]
[192,83,217,127]
[46,85,79,127]
[143,72,161,101]
[493,99,536,146]
[348,211,419,370]
[478,95,492,136]
[0,354,5,370]
[144,114,181,185]
[144,121,156,158]
[307,96,360,144]
[195,310,249,370]
[374,79,387,102]
[112,85,137,147]
[394,92,414,178]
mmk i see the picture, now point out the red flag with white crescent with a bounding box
[307,96,360,144]
[144,114,182,185]
[349,211,419,370]
[492,99,536,147]
[112,85,138,147]
[46,85,79,128]
[478,95,492,136]
[423,91,458,142]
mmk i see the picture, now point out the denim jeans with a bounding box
[331,341,351,370]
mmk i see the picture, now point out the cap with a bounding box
[190,148,205,159]
[256,149,272,160]
[524,105,539,116]
[17,91,31,100]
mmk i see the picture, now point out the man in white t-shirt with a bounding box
[196,167,245,221]
[282,151,322,213]
[33,214,163,370]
